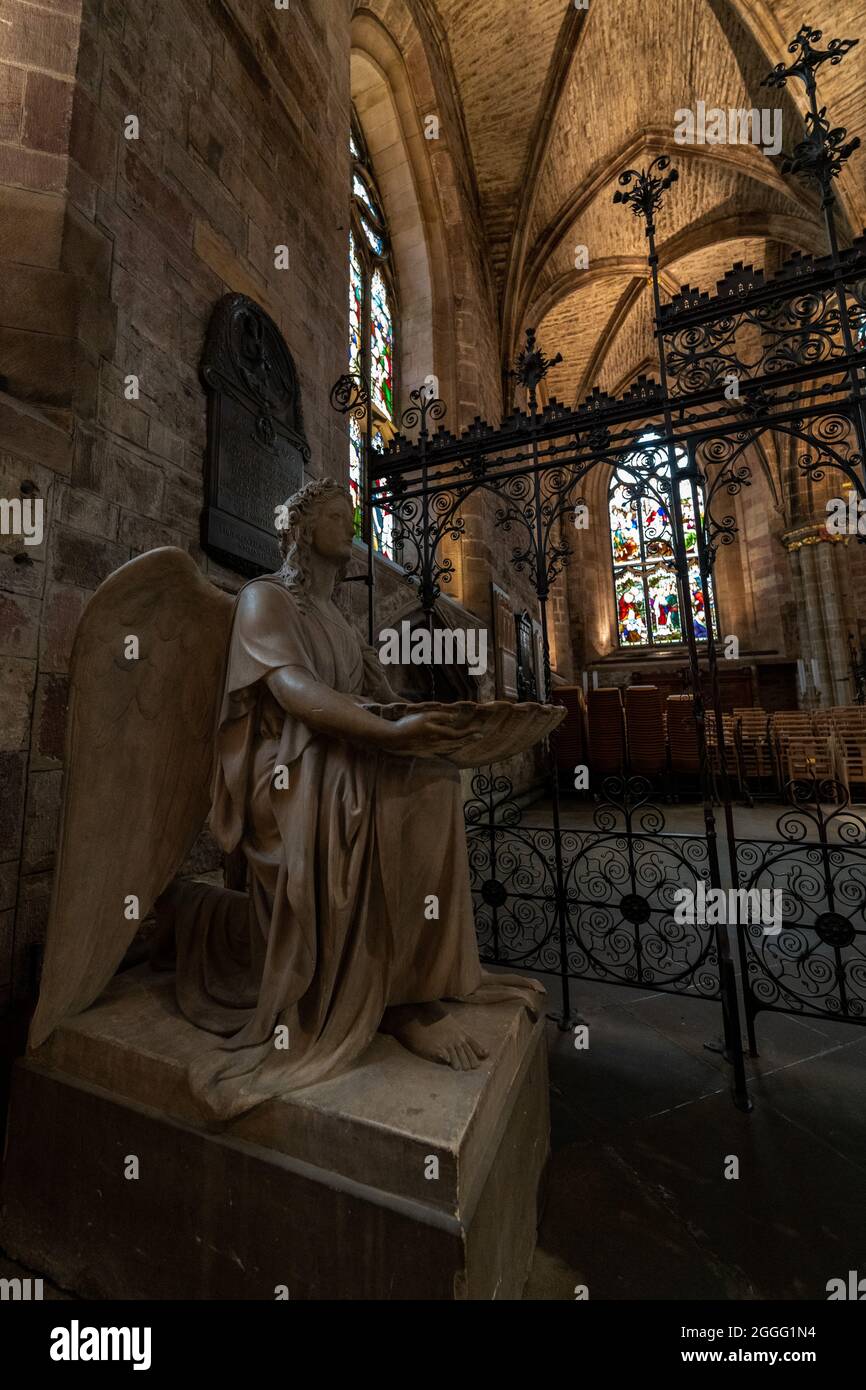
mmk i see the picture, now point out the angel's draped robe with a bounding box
[172,576,488,1121]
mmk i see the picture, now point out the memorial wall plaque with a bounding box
[200,293,310,575]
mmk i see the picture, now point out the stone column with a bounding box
[782,526,850,708]
[815,539,852,704]
[785,545,814,708]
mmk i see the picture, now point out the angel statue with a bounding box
[29,477,559,1122]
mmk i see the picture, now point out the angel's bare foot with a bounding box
[380,1001,489,1071]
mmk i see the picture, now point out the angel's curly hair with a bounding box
[276,476,354,605]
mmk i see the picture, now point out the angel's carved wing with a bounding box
[29,548,234,1049]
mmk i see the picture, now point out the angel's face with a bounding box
[311,493,355,562]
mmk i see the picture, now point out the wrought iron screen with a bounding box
[331,23,866,1111]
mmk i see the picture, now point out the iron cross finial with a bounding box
[612,156,679,240]
[514,329,563,410]
[762,24,859,98]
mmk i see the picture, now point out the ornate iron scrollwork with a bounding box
[736,779,866,1035]
[329,372,369,420]
[612,155,679,238]
[326,19,866,1085]
[512,328,563,410]
[763,24,861,213]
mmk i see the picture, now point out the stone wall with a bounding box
[0,0,354,1005]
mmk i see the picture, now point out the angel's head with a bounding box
[277,476,355,600]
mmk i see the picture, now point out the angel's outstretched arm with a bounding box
[266,667,474,758]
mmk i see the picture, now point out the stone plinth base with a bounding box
[0,968,548,1300]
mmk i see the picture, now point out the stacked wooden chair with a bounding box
[586,686,627,781]
[624,685,667,778]
[705,708,742,801]
[814,706,866,800]
[774,731,837,790]
[732,707,773,800]
[579,690,866,803]
[771,711,822,792]
[553,685,589,791]
[665,694,702,784]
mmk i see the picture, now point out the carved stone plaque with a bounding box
[200,294,310,575]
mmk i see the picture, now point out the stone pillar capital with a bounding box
[781,523,849,551]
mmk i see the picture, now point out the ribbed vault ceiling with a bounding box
[430,0,866,406]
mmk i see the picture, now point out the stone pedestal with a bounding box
[0,968,548,1300]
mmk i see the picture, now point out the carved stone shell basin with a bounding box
[362,700,566,768]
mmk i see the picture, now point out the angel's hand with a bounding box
[380,708,480,759]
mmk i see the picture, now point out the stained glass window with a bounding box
[347,108,398,560]
[615,567,648,645]
[370,270,394,420]
[370,430,394,556]
[353,173,376,215]
[610,436,717,647]
[361,221,385,256]
[349,231,363,380]
[349,414,362,533]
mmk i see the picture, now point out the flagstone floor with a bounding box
[523,967,866,1300]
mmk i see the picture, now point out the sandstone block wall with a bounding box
[0,0,353,1005]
